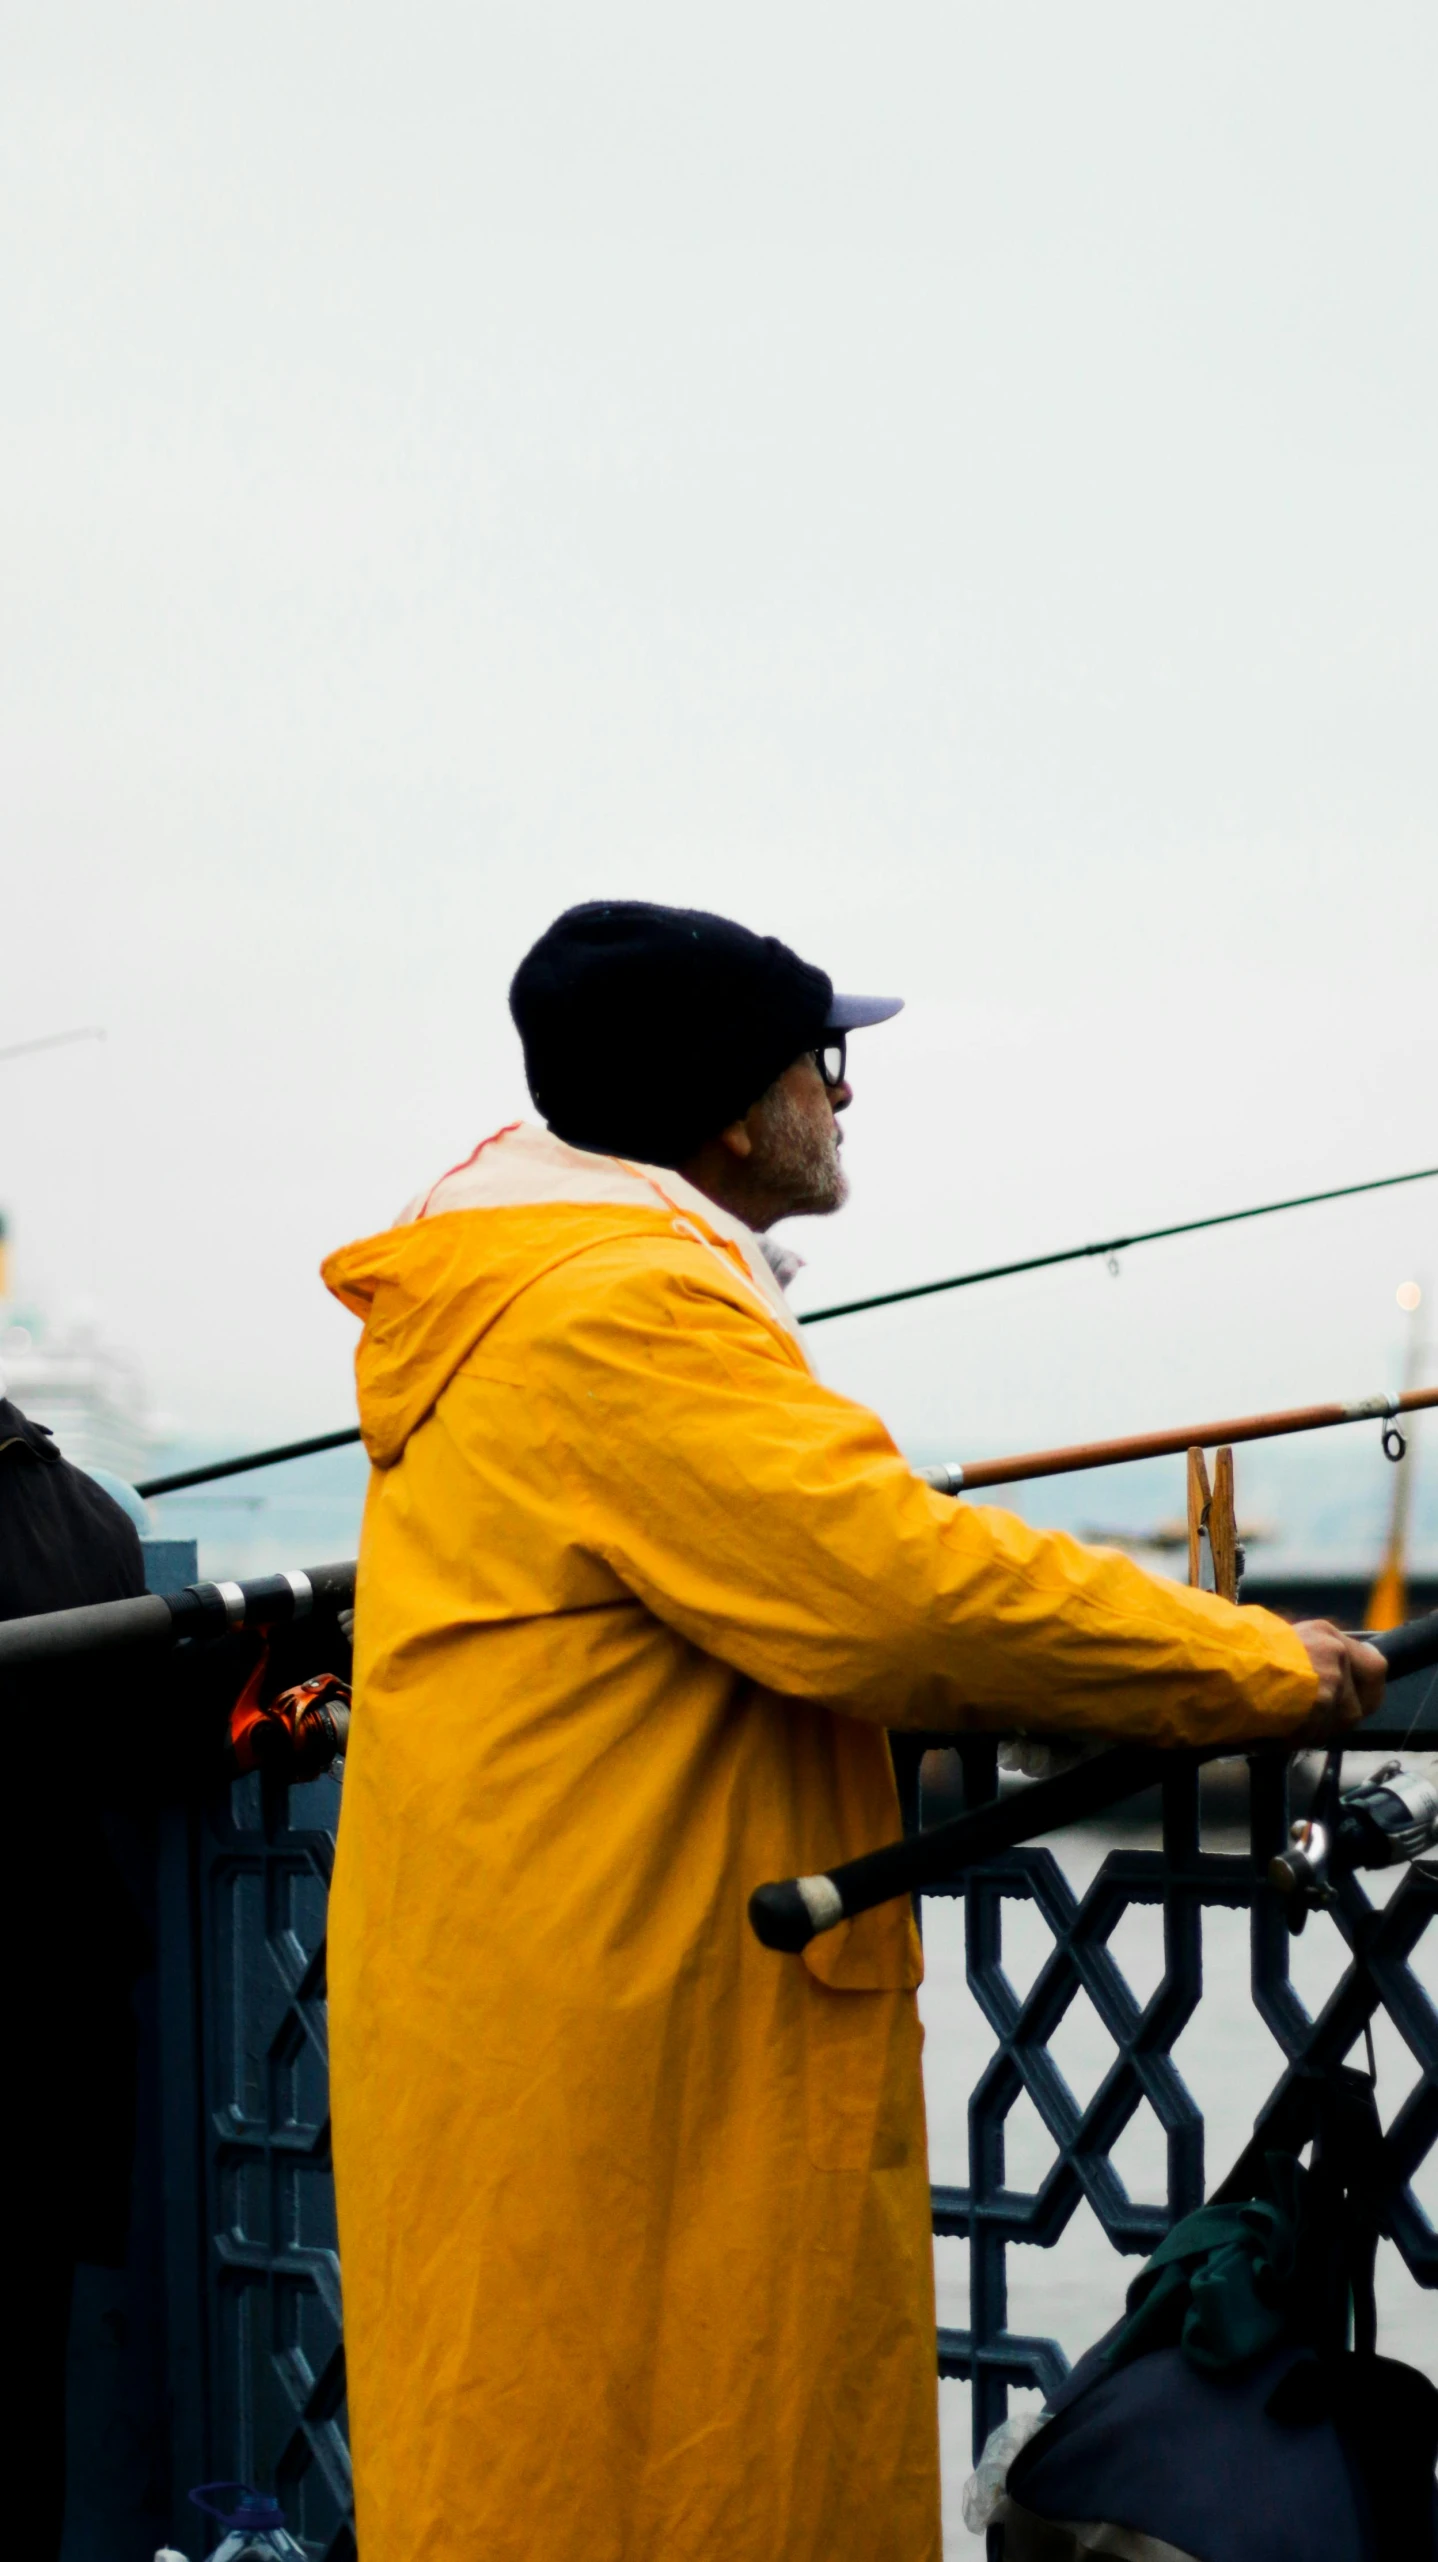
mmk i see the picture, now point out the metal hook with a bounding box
[1106,1253,1121,1279]
[1381,1419,1407,1463]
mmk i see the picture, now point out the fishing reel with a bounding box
[1269,1758,1438,1931]
[227,1665,351,1781]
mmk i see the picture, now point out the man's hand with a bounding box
[1291,1619,1387,1742]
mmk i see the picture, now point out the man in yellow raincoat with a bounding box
[322,902,1381,2562]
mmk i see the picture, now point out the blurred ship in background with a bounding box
[0,1211,160,1482]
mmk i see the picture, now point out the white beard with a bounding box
[757,1082,849,1216]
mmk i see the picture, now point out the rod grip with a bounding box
[745,1616,1438,1958]
[0,1560,357,1675]
[1367,1613,1438,1684]
[747,1881,822,1952]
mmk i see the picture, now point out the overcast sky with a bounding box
[3,2,1434,1503]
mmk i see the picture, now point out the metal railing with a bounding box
[156,1763,351,2556]
[127,1667,1433,2562]
[892,1719,1436,2464]
[14,1522,1427,2554]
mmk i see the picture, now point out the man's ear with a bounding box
[718,1113,755,1161]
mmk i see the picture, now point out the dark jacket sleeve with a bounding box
[0,1398,146,1620]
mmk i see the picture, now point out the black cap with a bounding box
[510,900,901,1168]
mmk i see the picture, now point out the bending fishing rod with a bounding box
[747,1614,1438,1954]
[797,1162,1437,1326]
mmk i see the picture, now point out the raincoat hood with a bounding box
[322,1120,805,1469]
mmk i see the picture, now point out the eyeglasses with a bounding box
[810,1033,847,1089]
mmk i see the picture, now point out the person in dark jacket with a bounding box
[1,1395,151,2560]
[0,1395,146,1618]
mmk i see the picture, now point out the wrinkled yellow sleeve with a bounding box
[518,1242,1318,1749]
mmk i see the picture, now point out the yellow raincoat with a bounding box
[322,1124,1317,2562]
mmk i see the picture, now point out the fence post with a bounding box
[146,1539,211,2550]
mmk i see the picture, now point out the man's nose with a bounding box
[830,1079,853,1114]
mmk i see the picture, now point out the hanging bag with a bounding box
[977,2067,1437,2562]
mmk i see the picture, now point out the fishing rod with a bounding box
[747,1614,1438,1955]
[139,1427,362,1497]
[0,1026,106,1063]
[136,1383,1438,1503]
[0,1559,356,1676]
[134,1164,1438,1499]
[798,1162,1437,1326]
[921,1385,1438,1495]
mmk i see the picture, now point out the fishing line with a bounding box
[1396,1668,1437,1759]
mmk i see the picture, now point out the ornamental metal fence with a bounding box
[893,1730,1437,2469]
[129,1674,1434,2562]
[154,1764,351,2562]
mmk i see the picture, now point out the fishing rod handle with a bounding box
[748,1743,1176,1952]
[1365,1613,1438,1683]
[747,1612,1438,1955]
[0,1560,357,1676]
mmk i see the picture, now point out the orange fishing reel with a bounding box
[227,1652,351,1781]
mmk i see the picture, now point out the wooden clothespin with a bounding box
[1186,1446,1211,1589]
[1187,1444,1240,1602]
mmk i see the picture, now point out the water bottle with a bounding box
[187,2484,307,2562]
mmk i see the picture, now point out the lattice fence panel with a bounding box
[915,1745,1437,2461]
[196,1770,353,2562]
[175,1742,1434,2543]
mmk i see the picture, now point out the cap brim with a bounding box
[826,992,904,1031]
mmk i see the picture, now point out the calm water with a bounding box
[919,1808,1437,2553]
